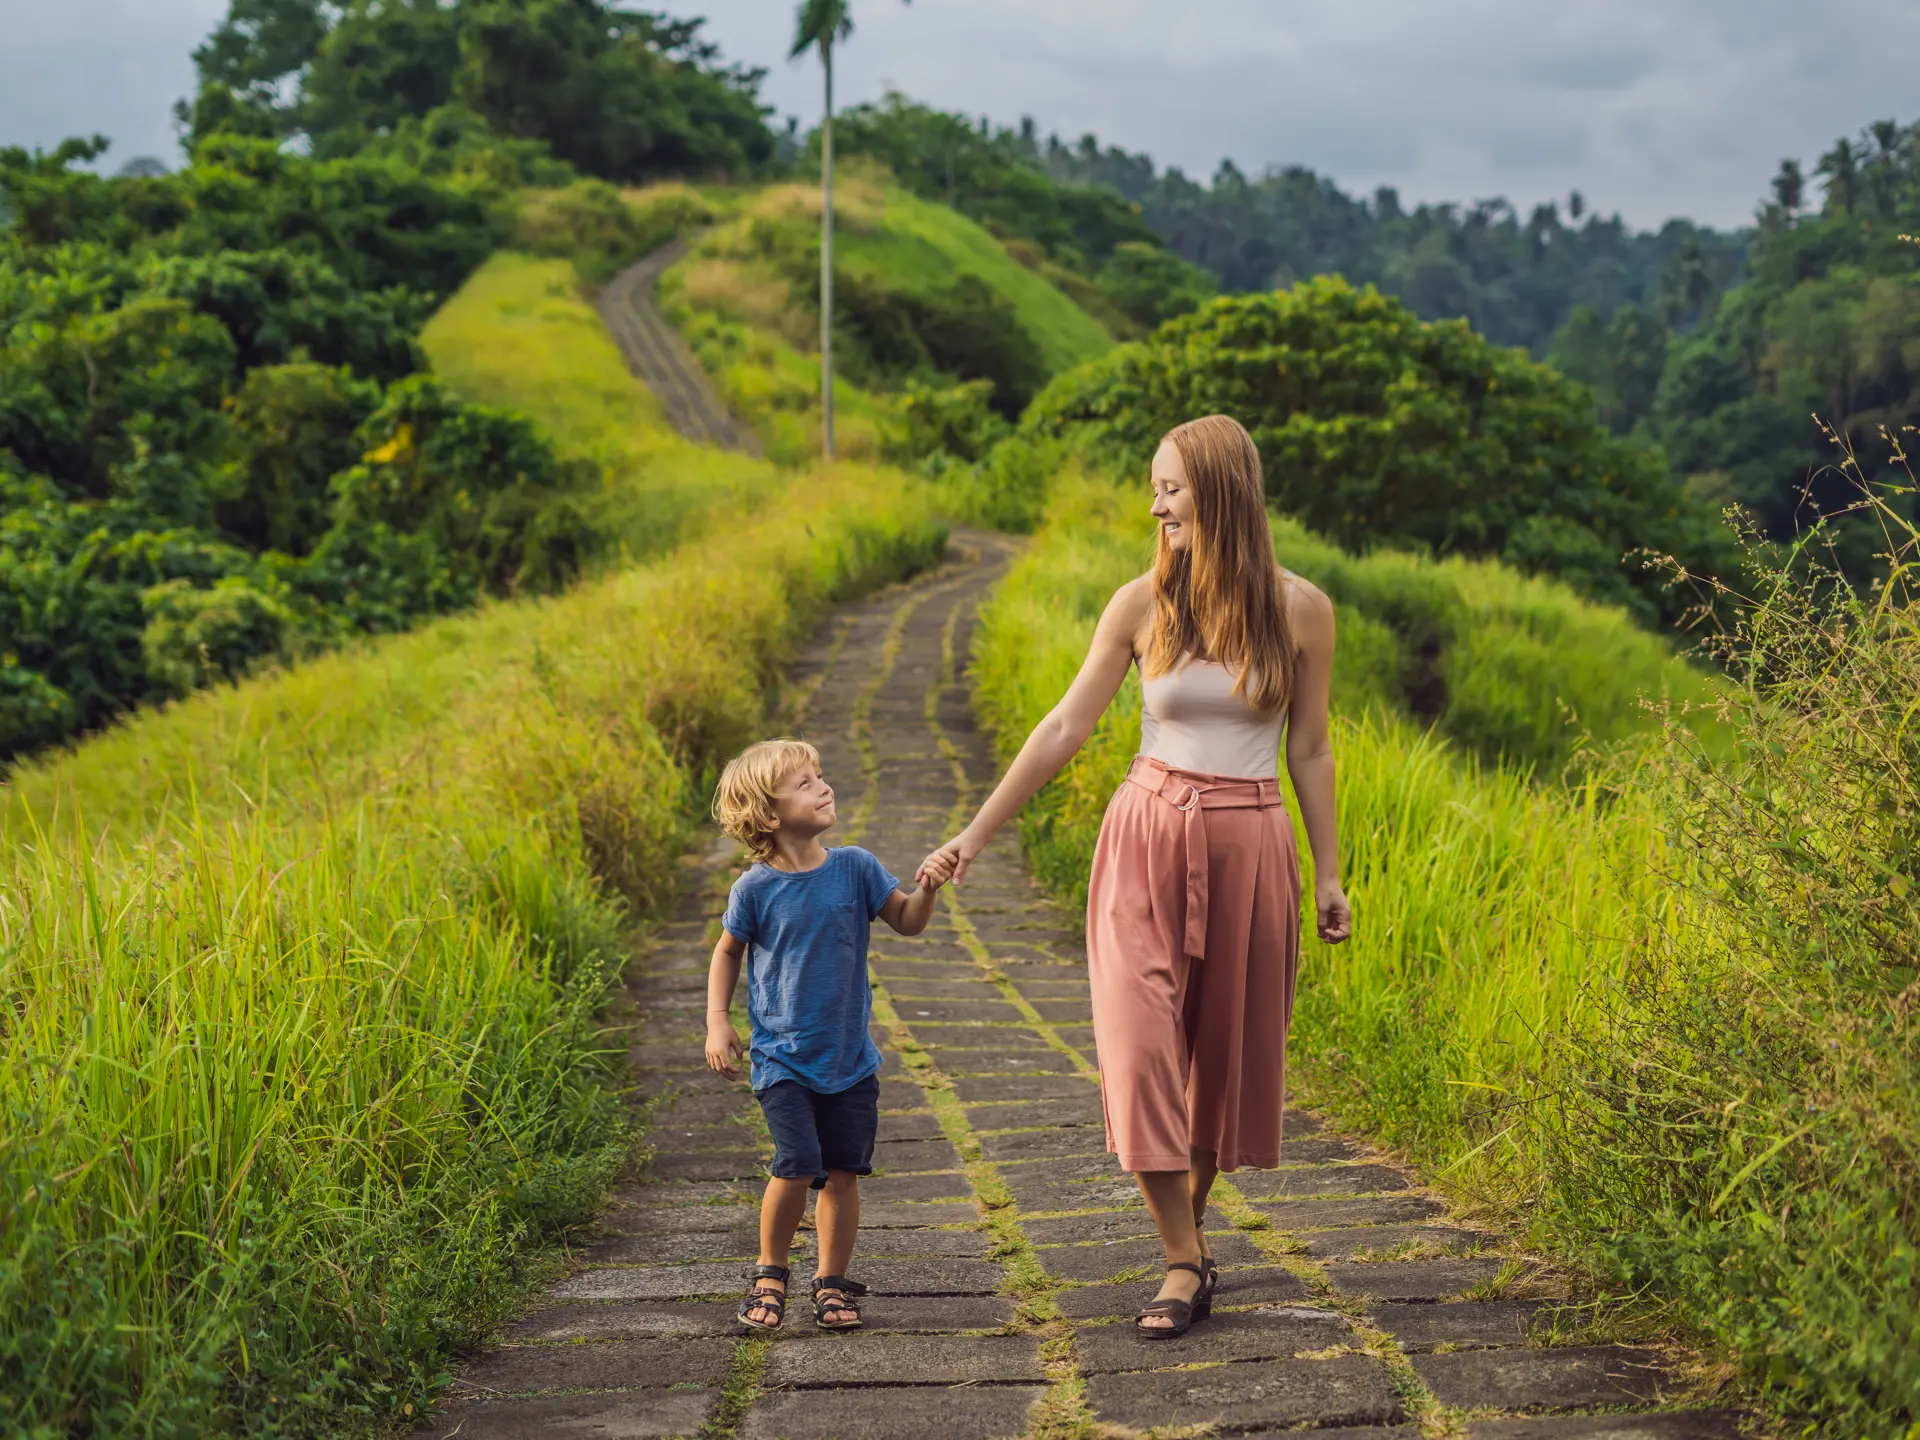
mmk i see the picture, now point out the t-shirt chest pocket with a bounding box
[829,901,859,948]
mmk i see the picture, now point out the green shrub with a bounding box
[512,179,717,283]
[1021,276,1732,626]
[140,575,292,695]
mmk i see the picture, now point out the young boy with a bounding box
[704,738,944,1332]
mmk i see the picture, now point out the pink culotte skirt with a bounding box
[1085,754,1302,1172]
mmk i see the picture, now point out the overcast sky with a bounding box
[5,0,1916,231]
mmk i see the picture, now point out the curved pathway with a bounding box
[427,535,1738,1439]
[597,240,763,456]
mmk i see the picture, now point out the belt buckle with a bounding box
[1174,782,1201,812]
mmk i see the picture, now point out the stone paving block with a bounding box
[870,1137,965,1173]
[1367,1300,1544,1351]
[1086,1353,1404,1432]
[875,1079,927,1111]
[648,1124,765,1152]
[656,1095,760,1126]
[642,1179,762,1207]
[880,978,1009,1000]
[1251,1196,1445,1230]
[1074,1305,1351,1373]
[1264,1137,1364,1164]
[849,1200,979,1228]
[555,1262,748,1302]
[455,1337,733,1394]
[501,1300,739,1342]
[1297,1223,1493,1259]
[1021,1212,1157,1245]
[1039,1230,1266,1282]
[1465,1412,1746,1439]
[977,1127,1110,1161]
[892,999,1028,1024]
[1051,1025,1098,1049]
[1001,1174,1142,1215]
[762,1333,1045,1388]
[598,1198,758,1235]
[1324,1257,1510,1300]
[859,1171,972,1202]
[646,1152,765,1183]
[1056,1265,1310,1319]
[426,1388,717,1439]
[1415,1346,1669,1411]
[1284,1109,1324,1135]
[1027,998,1095,1022]
[950,1074,1099,1103]
[740,1384,1043,1440]
[875,1111,947,1141]
[850,1227,989,1258]
[1229,1164,1412,1198]
[842,1294,1016,1333]
[938,1049,1079,1075]
[1244,1429,1423,1440]
[904,1024,1051,1050]
[963,1099,1105,1131]
[848,1258,1005,1295]
[585,1227,794,1264]
[994,1152,1124,1183]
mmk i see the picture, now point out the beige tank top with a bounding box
[1138,658,1285,779]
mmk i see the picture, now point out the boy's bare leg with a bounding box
[1189,1146,1221,1261]
[813,1170,861,1323]
[751,1176,811,1324]
[1135,1168,1205,1330]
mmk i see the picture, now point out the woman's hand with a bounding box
[1315,877,1353,944]
[918,829,985,888]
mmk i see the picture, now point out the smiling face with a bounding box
[768,761,837,838]
[1149,441,1197,553]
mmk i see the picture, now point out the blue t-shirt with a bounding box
[721,846,899,1094]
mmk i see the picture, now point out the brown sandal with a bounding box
[1135,1261,1209,1339]
[738,1265,789,1332]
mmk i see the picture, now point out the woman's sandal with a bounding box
[811,1274,865,1331]
[1135,1260,1211,1339]
[738,1264,789,1332]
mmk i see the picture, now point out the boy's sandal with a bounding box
[811,1274,864,1331]
[1135,1261,1208,1340]
[738,1265,790,1332]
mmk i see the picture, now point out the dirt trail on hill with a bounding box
[597,241,763,455]
[426,533,1736,1439]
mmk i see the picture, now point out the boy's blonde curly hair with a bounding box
[712,738,821,863]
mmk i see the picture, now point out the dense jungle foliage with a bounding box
[0,136,592,758]
[1016,278,1731,626]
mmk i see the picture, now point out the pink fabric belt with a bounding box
[1123,754,1286,961]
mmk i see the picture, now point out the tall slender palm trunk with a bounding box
[820,46,835,461]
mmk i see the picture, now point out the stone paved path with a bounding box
[597,240,763,456]
[427,535,1743,1439]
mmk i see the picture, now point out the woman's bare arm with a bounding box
[1282,581,1351,943]
[918,578,1149,885]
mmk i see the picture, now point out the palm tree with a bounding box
[790,0,908,460]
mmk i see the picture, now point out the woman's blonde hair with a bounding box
[1145,414,1295,712]
[713,738,820,863]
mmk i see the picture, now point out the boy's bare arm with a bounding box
[879,876,942,936]
[705,932,747,1078]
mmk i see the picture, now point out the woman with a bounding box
[918,414,1351,1338]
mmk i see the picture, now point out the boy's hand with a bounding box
[705,1017,744,1079]
[916,845,959,889]
[916,863,947,893]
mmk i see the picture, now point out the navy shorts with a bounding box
[755,1073,880,1188]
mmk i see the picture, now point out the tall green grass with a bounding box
[0,469,944,1435]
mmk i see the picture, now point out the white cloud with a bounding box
[4,0,1916,227]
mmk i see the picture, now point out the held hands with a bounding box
[704,1015,744,1079]
[916,830,984,890]
[1315,877,1353,944]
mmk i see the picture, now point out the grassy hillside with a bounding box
[657,177,1118,465]
[0,236,950,1432]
